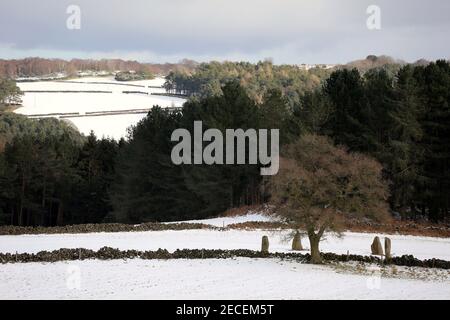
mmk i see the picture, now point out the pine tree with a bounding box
[386,65,424,217]
[415,61,450,221]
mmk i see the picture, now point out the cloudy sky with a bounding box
[0,0,448,64]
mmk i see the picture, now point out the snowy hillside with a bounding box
[14,77,186,140]
[166,212,275,227]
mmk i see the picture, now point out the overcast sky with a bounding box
[0,0,449,64]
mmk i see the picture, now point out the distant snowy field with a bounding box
[14,77,186,140]
[167,212,275,227]
[1,213,449,299]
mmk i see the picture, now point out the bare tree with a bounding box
[269,134,390,263]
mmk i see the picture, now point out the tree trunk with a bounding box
[230,185,234,208]
[49,200,53,226]
[42,178,46,207]
[26,208,31,226]
[11,206,15,225]
[56,201,64,226]
[19,173,26,226]
[308,234,322,264]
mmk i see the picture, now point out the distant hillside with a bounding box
[0,58,198,79]
[339,55,433,74]
[164,60,332,106]
[1,55,438,81]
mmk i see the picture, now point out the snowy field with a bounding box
[1,214,450,260]
[1,229,450,261]
[1,258,449,299]
[167,212,275,227]
[14,77,186,140]
[1,213,449,299]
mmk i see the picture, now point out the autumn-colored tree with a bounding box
[269,134,390,263]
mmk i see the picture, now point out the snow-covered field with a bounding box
[1,258,449,300]
[1,229,450,261]
[167,212,275,227]
[1,213,449,299]
[14,77,186,140]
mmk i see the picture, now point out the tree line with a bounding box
[0,82,298,225]
[299,60,450,221]
[164,60,332,108]
[0,59,449,226]
[0,58,198,79]
[0,113,119,225]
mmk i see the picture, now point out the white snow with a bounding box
[64,76,167,87]
[167,213,275,227]
[1,258,449,299]
[14,77,185,140]
[1,212,449,299]
[67,113,147,140]
[1,229,449,261]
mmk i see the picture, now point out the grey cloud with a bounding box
[0,0,448,63]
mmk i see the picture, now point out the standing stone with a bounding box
[385,237,392,259]
[371,236,384,255]
[261,236,269,254]
[292,231,303,251]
